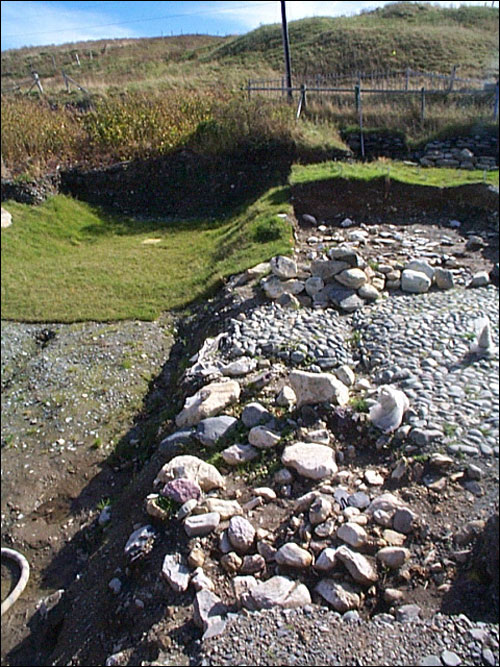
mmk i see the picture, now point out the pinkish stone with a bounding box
[161,477,202,504]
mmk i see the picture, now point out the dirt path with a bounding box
[1,316,177,664]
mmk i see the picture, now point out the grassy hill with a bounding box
[210,4,499,79]
[1,3,498,95]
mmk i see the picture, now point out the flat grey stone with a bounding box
[396,603,421,622]
[195,415,238,447]
[241,402,272,428]
[418,657,443,666]
[315,579,361,613]
[184,512,220,537]
[221,443,259,465]
[441,650,462,666]
[161,554,191,593]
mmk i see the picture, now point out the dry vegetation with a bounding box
[1,2,498,178]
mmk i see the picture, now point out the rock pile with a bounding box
[259,246,490,314]
[117,302,496,643]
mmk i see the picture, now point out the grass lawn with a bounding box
[1,189,292,322]
[2,159,498,323]
[290,160,500,188]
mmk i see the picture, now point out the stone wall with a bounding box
[414,135,498,170]
[342,131,408,159]
[343,131,498,168]
[1,172,60,205]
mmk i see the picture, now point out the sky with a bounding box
[1,0,499,51]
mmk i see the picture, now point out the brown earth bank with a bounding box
[1,182,499,667]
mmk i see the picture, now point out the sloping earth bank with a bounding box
[1,182,499,667]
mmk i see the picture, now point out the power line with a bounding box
[2,1,276,39]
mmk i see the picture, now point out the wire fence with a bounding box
[247,67,495,97]
[246,67,500,123]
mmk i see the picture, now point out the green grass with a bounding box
[349,397,369,413]
[1,189,292,322]
[290,159,499,188]
[209,7,498,79]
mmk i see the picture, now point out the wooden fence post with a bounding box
[358,84,365,159]
[74,52,81,67]
[62,70,70,92]
[420,87,426,123]
[247,80,251,101]
[448,65,457,93]
[29,70,43,95]
[354,84,360,112]
[494,82,499,120]
[296,84,307,119]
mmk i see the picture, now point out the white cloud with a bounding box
[1,1,137,50]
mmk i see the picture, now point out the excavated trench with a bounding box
[1,173,499,666]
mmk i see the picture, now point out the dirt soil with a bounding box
[1,181,499,666]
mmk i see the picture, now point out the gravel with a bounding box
[188,606,498,666]
[222,285,499,459]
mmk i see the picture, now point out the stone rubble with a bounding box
[134,228,498,658]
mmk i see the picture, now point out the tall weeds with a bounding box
[1,87,496,179]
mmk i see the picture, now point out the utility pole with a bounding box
[280,1,293,101]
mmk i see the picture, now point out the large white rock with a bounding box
[234,575,311,610]
[335,268,367,289]
[335,545,378,586]
[275,543,313,569]
[470,317,497,358]
[1,207,12,228]
[367,493,405,515]
[184,512,221,537]
[193,589,227,639]
[334,365,355,387]
[337,522,368,548]
[369,385,409,433]
[315,547,338,571]
[204,498,243,520]
[282,442,337,480]
[358,284,380,301]
[191,567,215,592]
[401,269,431,294]
[228,516,256,553]
[289,370,349,407]
[270,255,298,280]
[222,358,258,377]
[309,495,333,525]
[176,379,240,428]
[376,547,411,569]
[315,579,361,613]
[154,454,225,491]
[404,260,435,281]
[248,425,281,449]
[161,554,191,592]
[221,443,259,465]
